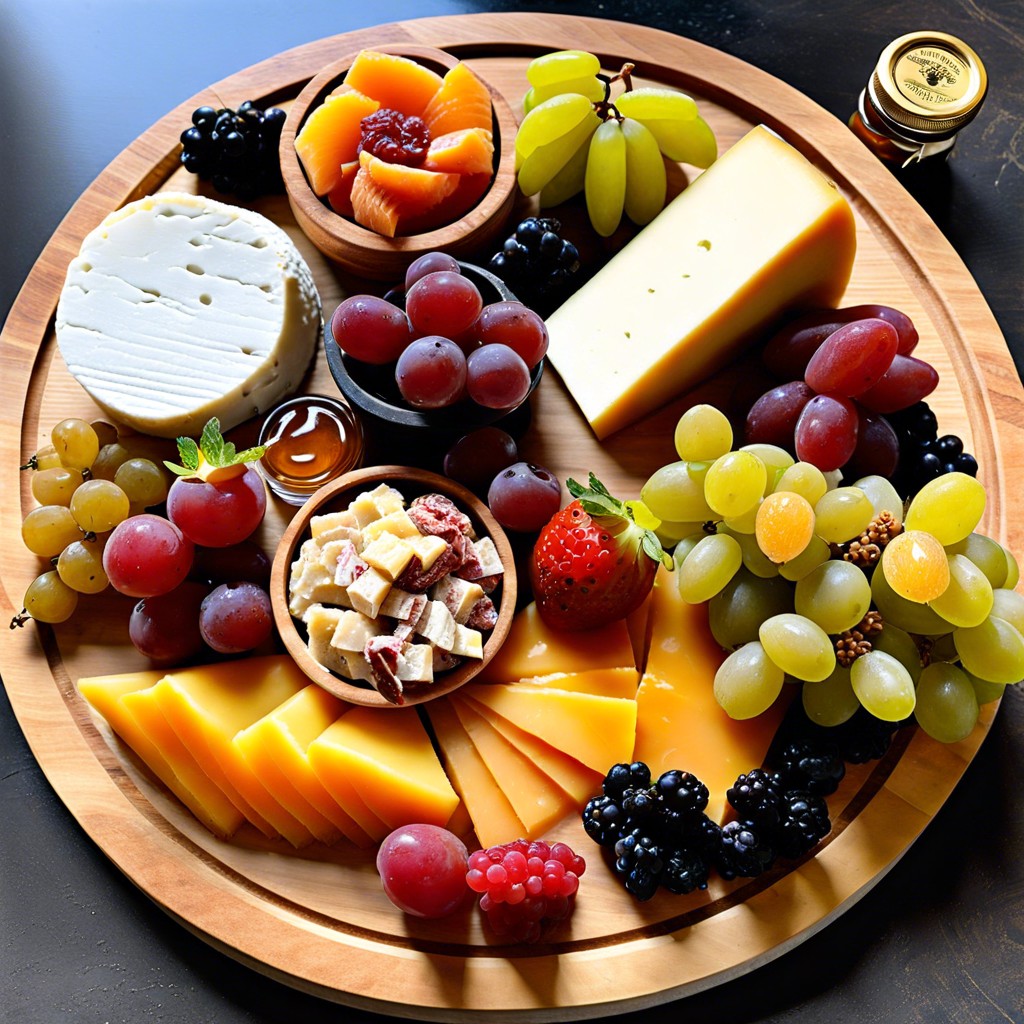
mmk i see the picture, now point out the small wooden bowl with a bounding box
[270,465,516,708]
[281,45,518,281]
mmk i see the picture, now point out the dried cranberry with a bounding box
[359,109,430,166]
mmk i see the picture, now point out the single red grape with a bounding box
[376,824,469,918]
[444,428,519,493]
[857,354,940,414]
[475,301,549,368]
[804,318,899,397]
[166,467,266,548]
[405,271,483,339]
[198,581,273,654]
[103,514,194,598]
[404,252,460,291]
[129,581,208,663]
[744,381,815,449]
[844,406,900,478]
[466,344,531,409]
[395,336,468,408]
[487,462,562,532]
[331,295,412,364]
[793,394,859,471]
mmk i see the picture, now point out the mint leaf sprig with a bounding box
[164,417,266,481]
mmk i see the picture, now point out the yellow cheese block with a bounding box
[469,684,636,774]
[78,671,243,839]
[425,701,526,847]
[461,694,602,805]
[450,697,571,836]
[507,666,639,699]
[152,656,312,844]
[478,601,636,683]
[307,730,391,842]
[116,683,246,839]
[234,685,373,848]
[546,124,857,438]
[635,567,792,823]
[307,707,459,836]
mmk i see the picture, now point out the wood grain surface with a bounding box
[1,11,1022,1022]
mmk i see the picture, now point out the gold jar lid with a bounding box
[867,31,987,142]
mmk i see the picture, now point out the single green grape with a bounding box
[793,560,872,634]
[964,669,1005,705]
[21,505,82,557]
[677,533,743,604]
[70,479,130,534]
[707,569,793,650]
[853,475,904,524]
[674,404,733,462]
[673,531,707,570]
[1002,545,1020,589]
[526,49,601,88]
[813,486,874,544]
[914,663,979,743]
[802,663,860,727]
[724,527,781,579]
[850,650,916,721]
[114,458,168,508]
[518,108,601,195]
[870,623,922,684]
[779,535,831,582]
[614,91,716,165]
[945,532,1008,588]
[723,500,760,535]
[621,117,666,226]
[30,467,83,507]
[989,588,1024,633]
[51,418,99,472]
[775,461,828,506]
[90,442,132,481]
[29,445,63,472]
[904,472,986,546]
[523,75,604,113]
[515,92,596,163]
[585,119,627,236]
[740,444,794,485]
[56,539,109,595]
[704,450,766,519]
[23,570,79,623]
[641,461,714,522]
[758,613,836,682]
[613,86,699,122]
[713,641,784,719]
[871,565,952,634]
[90,420,119,448]
[928,553,993,628]
[538,132,590,207]
[953,615,1024,683]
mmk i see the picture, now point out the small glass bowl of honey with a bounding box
[257,394,364,505]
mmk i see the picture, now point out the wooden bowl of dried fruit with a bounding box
[280,44,518,280]
[270,465,516,707]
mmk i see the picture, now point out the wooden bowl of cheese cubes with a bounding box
[271,465,516,707]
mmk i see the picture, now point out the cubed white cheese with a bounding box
[414,600,457,651]
[346,567,392,618]
[431,575,486,624]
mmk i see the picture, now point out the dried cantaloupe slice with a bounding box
[344,49,445,118]
[327,160,360,217]
[349,167,403,237]
[295,89,380,195]
[423,128,495,175]
[358,149,459,208]
[422,62,493,136]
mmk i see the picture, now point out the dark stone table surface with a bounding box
[2,2,1021,1022]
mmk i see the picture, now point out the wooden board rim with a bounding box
[1,12,1021,1020]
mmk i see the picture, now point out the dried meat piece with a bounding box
[365,634,405,705]
[409,493,473,545]
[394,542,461,593]
[392,593,429,642]
[465,594,498,631]
[473,572,501,595]
[330,540,369,587]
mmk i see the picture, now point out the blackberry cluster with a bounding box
[887,400,978,498]
[489,217,580,314]
[180,101,287,200]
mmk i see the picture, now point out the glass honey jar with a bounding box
[849,31,988,169]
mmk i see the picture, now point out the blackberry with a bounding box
[180,101,286,200]
[726,769,784,830]
[656,769,710,822]
[662,844,712,895]
[603,761,652,799]
[614,828,665,901]
[582,794,627,847]
[489,217,580,314]
[716,820,776,880]
[887,401,978,498]
[776,790,831,859]
[772,737,846,797]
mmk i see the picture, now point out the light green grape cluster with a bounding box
[515,50,717,236]
[643,404,1023,743]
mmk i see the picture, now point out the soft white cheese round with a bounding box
[55,191,321,438]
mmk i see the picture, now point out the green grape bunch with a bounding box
[515,50,717,236]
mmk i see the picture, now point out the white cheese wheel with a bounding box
[55,192,321,438]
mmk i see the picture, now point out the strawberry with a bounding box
[530,473,668,631]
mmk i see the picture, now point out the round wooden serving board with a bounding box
[1,13,1022,1021]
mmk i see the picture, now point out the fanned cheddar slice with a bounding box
[460,695,602,805]
[307,707,458,835]
[634,567,794,823]
[450,697,571,836]
[478,602,636,683]
[509,667,639,699]
[152,656,311,845]
[425,701,525,847]
[468,684,636,774]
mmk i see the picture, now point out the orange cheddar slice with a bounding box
[308,707,458,835]
[235,685,373,848]
[450,697,571,836]
[468,684,636,774]
[478,601,636,683]
[425,701,525,847]
[116,682,246,839]
[461,695,602,805]
[635,567,793,823]
[152,656,311,844]
[79,671,243,839]
[509,666,639,699]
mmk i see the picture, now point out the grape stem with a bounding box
[9,610,28,629]
[594,62,636,122]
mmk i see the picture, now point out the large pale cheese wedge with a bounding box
[152,656,311,845]
[233,686,373,848]
[635,567,793,823]
[469,684,636,774]
[478,601,635,683]
[450,697,571,836]
[307,708,458,836]
[54,192,321,437]
[546,125,857,438]
[78,671,243,839]
[115,683,246,838]
[461,695,602,805]
[508,667,639,699]
[425,701,525,847]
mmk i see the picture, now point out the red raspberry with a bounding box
[465,838,586,943]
